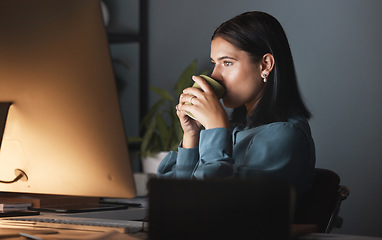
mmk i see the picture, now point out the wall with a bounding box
[147,0,382,237]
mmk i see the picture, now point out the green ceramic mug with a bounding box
[186,75,225,120]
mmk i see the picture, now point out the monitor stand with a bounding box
[0,103,28,185]
[0,102,12,150]
[0,192,130,214]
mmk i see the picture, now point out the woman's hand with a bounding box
[176,76,229,148]
[175,96,202,149]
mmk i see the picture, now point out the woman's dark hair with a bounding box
[212,11,311,128]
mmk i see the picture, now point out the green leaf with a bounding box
[174,59,197,96]
[140,117,156,155]
[156,114,170,150]
[150,86,174,102]
[128,137,142,144]
[141,99,165,128]
[149,136,163,154]
[199,69,210,76]
[169,108,183,141]
[167,109,182,151]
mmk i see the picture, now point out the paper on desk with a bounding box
[0,228,58,238]
[36,230,146,240]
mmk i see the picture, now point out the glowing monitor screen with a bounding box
[0,0,136,198]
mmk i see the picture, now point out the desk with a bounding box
[0,228,147,239]
[1,223,382,240]
[0,204,149,239]
[1,204,381,240]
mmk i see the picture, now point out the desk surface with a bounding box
[0,205,381,240]
[1,226,382,240]
[0,203,148,239]
[0,209,148,240]
[0,228,147,239]
[1,228,381,240]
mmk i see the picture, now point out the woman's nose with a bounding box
[211,66,221,81]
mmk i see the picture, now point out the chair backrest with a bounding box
[295,168,349,233]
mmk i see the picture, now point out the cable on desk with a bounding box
[140,217,149,233]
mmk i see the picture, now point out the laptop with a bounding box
[148,177,296,240]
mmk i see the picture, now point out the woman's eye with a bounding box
[223,61,233,67]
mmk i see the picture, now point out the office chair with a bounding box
[295,168,350,233]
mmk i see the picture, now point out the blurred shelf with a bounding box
[107,0,148,138]
[107,32,141,43]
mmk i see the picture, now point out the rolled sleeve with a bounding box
[194,128,234,179]
[157,144,199,179]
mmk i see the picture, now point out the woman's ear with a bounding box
[260,53,275,78]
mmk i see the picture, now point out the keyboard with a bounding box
[0,216,145,233]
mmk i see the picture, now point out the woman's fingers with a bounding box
[191,75,214,93]
[179,92,193,103]
[182,76,213,97]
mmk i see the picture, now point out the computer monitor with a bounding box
[0,0,136,198]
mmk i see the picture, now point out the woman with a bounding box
[157,11,315,198]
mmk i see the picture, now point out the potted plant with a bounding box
[132,60,208,173]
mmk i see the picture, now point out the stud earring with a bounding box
[262,73,267,83]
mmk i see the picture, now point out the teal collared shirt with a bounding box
[157,117,316,196]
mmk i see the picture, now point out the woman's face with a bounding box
[210,37,265,113]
